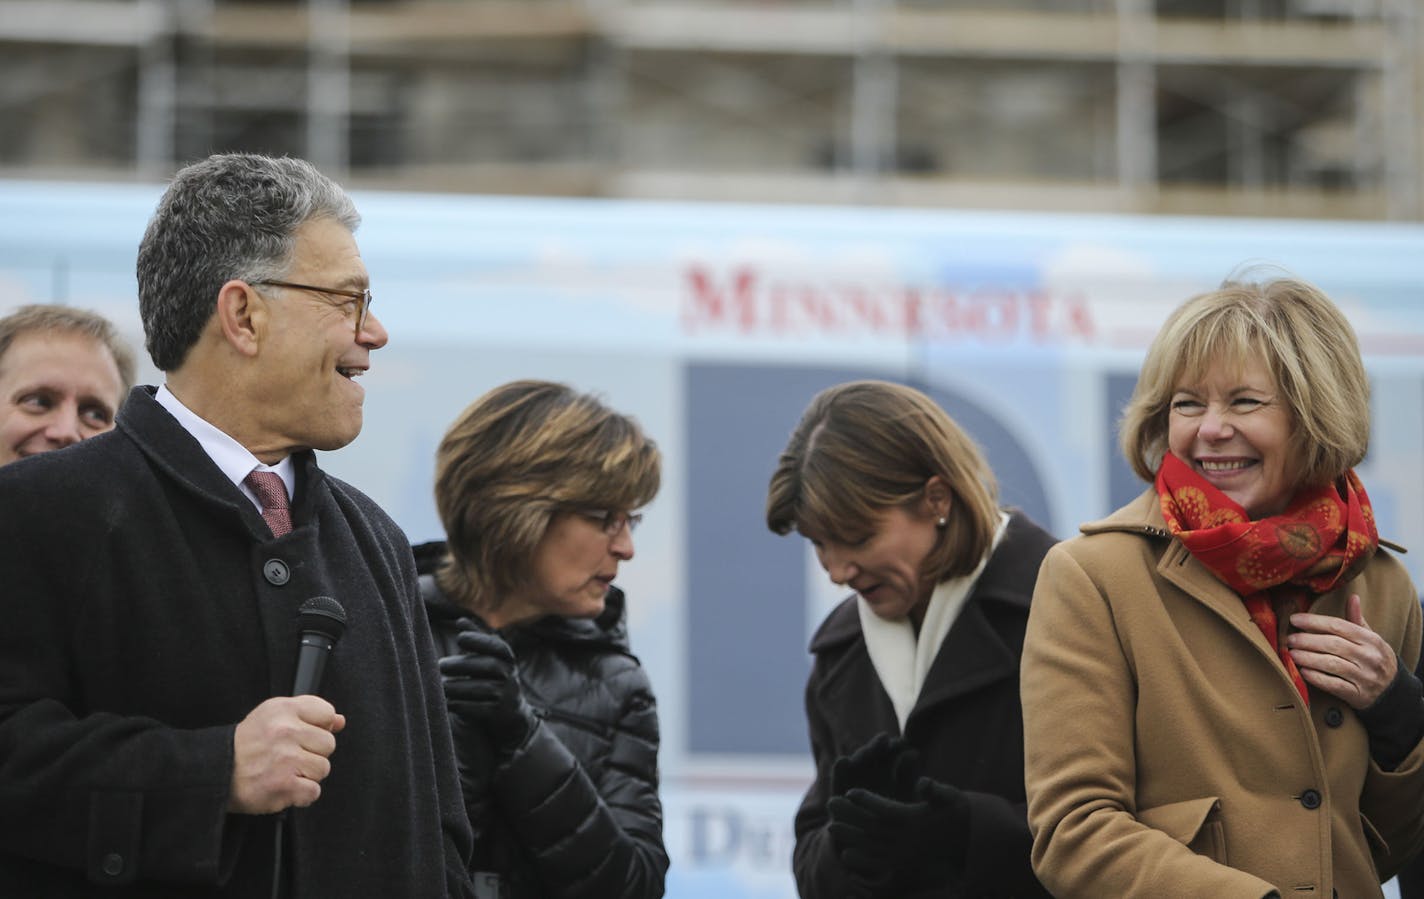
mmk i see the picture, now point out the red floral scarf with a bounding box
[1155,452,1379,704]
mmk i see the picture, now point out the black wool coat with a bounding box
[419,543,667,899]
[793,511,1056,899]
[0,387,474,898]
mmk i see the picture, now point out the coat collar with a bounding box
[1084,485,1407,553]
[415,540,633,653]
[905,595,1020,719]
[809,510,1044,653]
[423,582,634,654]
[516,586,632,652]
[1078,486,1405,675]
[909,511,1050,717]
[808,510,1053,721]
[1080,488,1296,641]
[116,385,326,539]
[1078,487,1166,538]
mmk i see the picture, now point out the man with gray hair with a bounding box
[0,303,136,466]
[0,154,475,897]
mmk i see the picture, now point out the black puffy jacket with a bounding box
[417,543,668,899]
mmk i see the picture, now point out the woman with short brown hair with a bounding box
[769,379,1055,898]
[423,379,667,899]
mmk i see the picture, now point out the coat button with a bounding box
[101,853,124,877]
[1324,707,1344,727]
[263,559,290,585]
[1300,789,1322,810]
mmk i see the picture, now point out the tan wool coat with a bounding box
[1022,489,1424,899]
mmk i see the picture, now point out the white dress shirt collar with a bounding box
[155,384,295,511]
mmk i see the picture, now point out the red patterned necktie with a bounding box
[244,470,293,538]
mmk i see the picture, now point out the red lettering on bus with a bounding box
[682,264,1097,344]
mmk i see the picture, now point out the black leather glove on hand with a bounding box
[443,698,496,814]
[439,629,537,758]
[829,732,922,802]
[826,775,971,897]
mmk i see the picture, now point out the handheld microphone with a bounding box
[271,597,347,899]
[292,596,347,696]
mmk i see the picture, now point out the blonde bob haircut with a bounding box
[1120,277,1370,487]
[435,380,661,616]
[766,380,1001,583]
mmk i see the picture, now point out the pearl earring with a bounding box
[936,516,947,528]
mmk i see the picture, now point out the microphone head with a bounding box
[298,595,347,642]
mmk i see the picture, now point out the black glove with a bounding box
[829,732,921,802]
[439,628,537,758]
[823,733,924,897]
[826,775,971,896]
[446,710,496,838]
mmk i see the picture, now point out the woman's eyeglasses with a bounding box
[572,509,643,536]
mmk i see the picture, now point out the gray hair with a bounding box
[136,154,360,371]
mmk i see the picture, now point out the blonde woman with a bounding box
[1022,278,1424,897]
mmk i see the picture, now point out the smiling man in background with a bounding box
[0,303,135,466]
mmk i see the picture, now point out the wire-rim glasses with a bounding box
[254,279,373,333]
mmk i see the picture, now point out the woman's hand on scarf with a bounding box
[1287,594,1398,709]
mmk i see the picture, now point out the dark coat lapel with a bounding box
[117,386,327,540]
[912,599,1018,716]
[911,512,1044,720]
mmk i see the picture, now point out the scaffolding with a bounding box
[0,0,1419,218]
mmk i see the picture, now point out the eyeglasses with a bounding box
[572,509,643,536]
[253,279,373,333]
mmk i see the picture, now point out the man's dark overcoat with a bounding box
[792,510,1055,899]
[0,387,474,898]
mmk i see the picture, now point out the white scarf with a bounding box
[857,512,1010,732]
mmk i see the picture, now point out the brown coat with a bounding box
[1022,489,1424,899]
